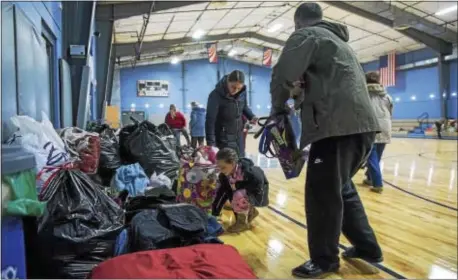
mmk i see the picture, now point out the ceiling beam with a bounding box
[96,1,204,21]
[114,32,286,57]
[327,1,454,55]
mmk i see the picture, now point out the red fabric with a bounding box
[90,244,257,279]
[165,112,186,129]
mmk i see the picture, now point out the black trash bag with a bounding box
[120,120,180,181]
[157,123,178,152]
[97,125,121,185]
[37,168,124,279]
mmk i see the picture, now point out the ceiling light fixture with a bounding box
[395,97,401,102]
[268,23,283,33]
[429,94,435,99]
[192,29,205,39]
[452,92,457,97]
[410,95,416,101]
[435,4,457,16]
[228,49,237,57]
[171,56,180,64]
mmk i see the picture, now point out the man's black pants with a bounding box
[305,132,382,268]
[191,137,204,149]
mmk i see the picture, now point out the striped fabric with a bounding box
[379,51,396,87]
[206,42,218,63]
[262,47,273,67]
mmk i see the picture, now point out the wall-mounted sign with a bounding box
[137,80,169,97]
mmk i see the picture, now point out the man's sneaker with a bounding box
[370,187,383,194]
[342,247,383,263]
[292,260,339,279]
[363,179,373,186]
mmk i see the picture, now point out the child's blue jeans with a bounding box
[366,144,385,188]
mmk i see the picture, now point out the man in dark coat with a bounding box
[206,70,256,157]
[269,3,383,278]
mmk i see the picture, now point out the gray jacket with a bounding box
[270,21,380,148]
[368,83,393,144]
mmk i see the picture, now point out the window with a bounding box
[41,21,56,124]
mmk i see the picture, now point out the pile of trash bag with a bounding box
[37,167,124,278]
[119,120,180,182]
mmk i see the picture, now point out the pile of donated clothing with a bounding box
[2,113,257,279]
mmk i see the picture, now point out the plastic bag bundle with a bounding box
[98,126,121,170]
[60,127,100,174]
[120,120,180,181]
[8,112,70,191]
[37,167,124,278]
[95,125,122,186]
[150,172,172,189]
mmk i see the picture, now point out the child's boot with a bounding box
[248,207,259,223]
[227,213,250,233]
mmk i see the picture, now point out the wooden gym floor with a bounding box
[218,137,458,279]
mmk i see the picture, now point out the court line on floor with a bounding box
[267,206,406,279]
[418,151,458,163]
[383,180,458,211]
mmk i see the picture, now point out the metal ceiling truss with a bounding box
[117,39,280,65]
[95,1,203,21]
[327,1,456,55]
[131,1,155,67]
[116,51,268,69]
[114,32,285,58]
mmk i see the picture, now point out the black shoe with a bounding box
[292,260,339,279]
[342,247,383,263]
[370,187,383,193]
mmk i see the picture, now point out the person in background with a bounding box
[211,148,269,233]
[269,3,382,278]
[206,70,257,158]
[165,104,190,147]
[189,101,206,149]
[363,71,393,193]
[435,118,445,139]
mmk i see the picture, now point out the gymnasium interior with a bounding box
[1,1,457,279]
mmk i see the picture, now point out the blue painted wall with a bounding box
[1,1,62,139]
[120,62,184,116]
[362,48,457,119]
[119,58,273,118]
[119,49,457,123]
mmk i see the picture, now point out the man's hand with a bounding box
[250,117,258,124]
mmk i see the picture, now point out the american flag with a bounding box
[206,42,218,63]
[379,51,396,87]
[262,47,273,67]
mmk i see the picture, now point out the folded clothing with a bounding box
[90,244,257,279]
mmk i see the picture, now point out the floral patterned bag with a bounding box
[176,161,218,214]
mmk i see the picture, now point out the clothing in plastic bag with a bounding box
[157,123,178,151]
[112,163,149,197]
[120,120,180,181]
[150,172,172,189]
[60,127,100,174]
[96,125,121,186]
[2,169,45,217]
[8,112,70,191]
[37,167,124,278]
